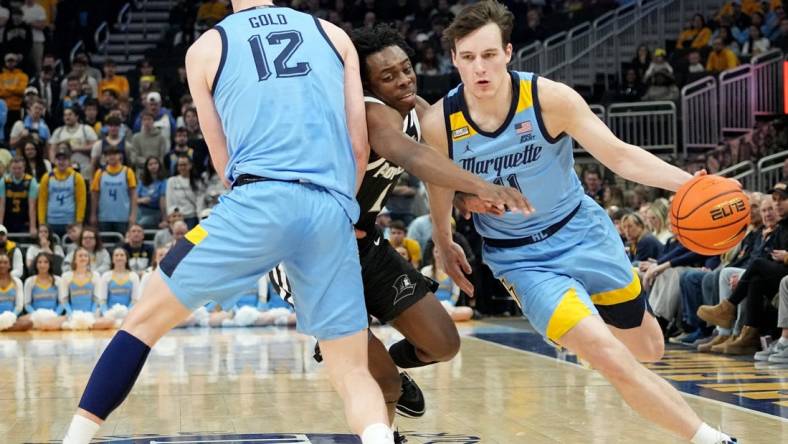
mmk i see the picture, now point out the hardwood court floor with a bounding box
[0,321,786,443]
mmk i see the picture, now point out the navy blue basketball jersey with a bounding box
[444,71,583,239]
[212,6,358,220]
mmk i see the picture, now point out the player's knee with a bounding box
[637,335,664,363]
[426,327,461,362]
[581,339,637,382]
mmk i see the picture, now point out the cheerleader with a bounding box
[22,253,64,330]
[0,254,30,331]
[59,247,115,330]
[98,247,140,325]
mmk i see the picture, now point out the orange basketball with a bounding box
[669,175,750,256]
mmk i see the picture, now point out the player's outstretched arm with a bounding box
[185,30,230,188]
[320,19,369,193]
[366,100,531,214]
[422,101,474,295]
[537,77,692,192]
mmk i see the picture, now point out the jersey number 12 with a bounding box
[248,31,312,81]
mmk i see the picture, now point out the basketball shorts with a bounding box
[358,227,438,323]
[483,195,645,342]
[159,180,367,340]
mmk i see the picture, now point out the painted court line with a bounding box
[468,335,788,424]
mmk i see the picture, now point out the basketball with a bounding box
[670,175,750,256]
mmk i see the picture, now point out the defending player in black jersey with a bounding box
[349,24,528,422]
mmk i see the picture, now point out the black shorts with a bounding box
[358,228,437,323]
[597,291,651,330]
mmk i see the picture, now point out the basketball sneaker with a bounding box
[394,430,408,443]
[396,372,425,418]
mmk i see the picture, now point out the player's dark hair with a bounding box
[443,0,514,51]
[351,23,414,86]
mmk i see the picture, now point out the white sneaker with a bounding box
[754,340,787,360]
[768,341,788,363]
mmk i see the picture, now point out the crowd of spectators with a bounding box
[605,0,787,105]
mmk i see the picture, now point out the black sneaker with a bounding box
[394,430,408,443]
[313,342,323,363]
[396,371,425,418]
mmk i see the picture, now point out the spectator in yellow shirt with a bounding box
[676,14,712,49]
[707,37,741,73]
[0,53,29,131]
[90,146,138,235]
[717,0,765,18]
[197,0,229,25]
[389,220,422,269]
[37,143,87,238]
[98,60,130,99]
[36,0,57,25]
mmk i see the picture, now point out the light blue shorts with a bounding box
[159,180,367,340]
[484,195,644,342]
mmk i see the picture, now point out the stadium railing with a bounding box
[514,0,680,88]
[752,49,784,117]
[756,151,788,193]
[681,76,719,156]
[718,160,758,191]
[607,101,678,157]
[719,65,756,136]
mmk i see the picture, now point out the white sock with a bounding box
[63,414,100,444]
[778,336,788,345]
[691,423,732,444]
[361,423,394,444]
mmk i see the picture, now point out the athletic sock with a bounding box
[78,330,151,419]
[62,414,100,444]
[691,423,733,444]
[361,423,394,444]
[779,336,788,346]
[388,339,434,368]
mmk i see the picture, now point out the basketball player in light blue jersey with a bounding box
[423,2,737,443]
[63,2,396,443]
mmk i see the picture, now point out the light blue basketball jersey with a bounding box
[47,173,76,225]
[98,167,130,223]
[0,282,16,313]
[69,278,95,312]
[31,280,58,310]
[212,6,358,221]
[107,276,134,307]
[444,71,583,240]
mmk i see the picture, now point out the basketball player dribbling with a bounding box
[422,2,737,443]
[309,23,529,424]
[62,1,415,443]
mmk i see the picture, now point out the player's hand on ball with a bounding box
[453,192,505,219]
[693,168,742,189]
[436,241,474,296]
